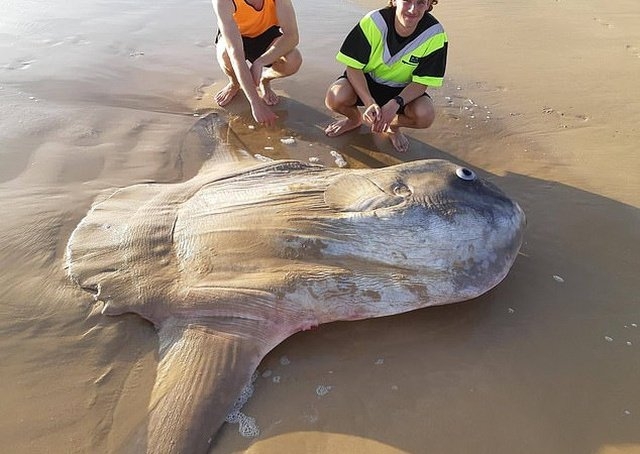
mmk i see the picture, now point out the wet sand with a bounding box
[1,0,639,453]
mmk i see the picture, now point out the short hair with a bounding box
[386,0,439,12]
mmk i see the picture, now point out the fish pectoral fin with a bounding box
[324,174,403,212]
[132,317,272,454]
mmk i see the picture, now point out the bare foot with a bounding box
[259,81,279,106]
[214,82,240,107]
[388,128,409,152]
[325,118,362,137]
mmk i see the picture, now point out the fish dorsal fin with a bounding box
[123,317,280,453]
[188,112,257,167]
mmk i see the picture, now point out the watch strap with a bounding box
[393,95,405,109]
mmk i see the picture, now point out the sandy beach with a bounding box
[1,0,639,453]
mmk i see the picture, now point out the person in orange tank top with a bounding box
[212,0,302,127]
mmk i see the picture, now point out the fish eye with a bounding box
[392,182,412,197]
[455,167,476,181]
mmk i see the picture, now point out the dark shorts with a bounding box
[338,71,429,115]
[216,25,282,64]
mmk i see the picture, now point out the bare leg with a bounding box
[215,82,240,107]
[387,127,410,152]
[214,41,240,107]
[324,78,362,137]
[386,96,436,152]
[258,48,302,106]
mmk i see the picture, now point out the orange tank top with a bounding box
[233,0,279,38]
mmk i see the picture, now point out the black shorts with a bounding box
[216,25,282,64]
[338,71,429,115]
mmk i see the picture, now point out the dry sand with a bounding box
[0,0,639,453]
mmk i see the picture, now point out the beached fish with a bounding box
[65,114,525,453]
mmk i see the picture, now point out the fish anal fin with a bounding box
[133,318,275,453]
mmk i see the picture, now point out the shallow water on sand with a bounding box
[1,0,639,453]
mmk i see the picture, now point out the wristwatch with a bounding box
[393,95,405,110]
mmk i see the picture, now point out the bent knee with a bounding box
[278,48,302,74]
[415,111,435,129]
[407,98,435,129]
[325,82,355,110]
[290,49,303,69]
[288,49,303,72]
[324,88,340,110]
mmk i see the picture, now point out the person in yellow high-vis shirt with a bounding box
[325,0,447,152]
[213,0,302,127]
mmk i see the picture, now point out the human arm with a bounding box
[338,16,389,126]
[212,0,277,126]
[249,0,299,83]
[344,66,380,124]
[337,19,378,124]
[371,82,429,133]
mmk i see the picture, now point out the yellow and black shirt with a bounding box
[336,7,448,88]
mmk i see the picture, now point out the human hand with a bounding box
[362,103,381,126]
[250,99,278,127]
[371,101,399,133]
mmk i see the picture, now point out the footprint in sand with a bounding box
[593,17,613,29]
[625,44,640,59]
[542,106,590,129]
